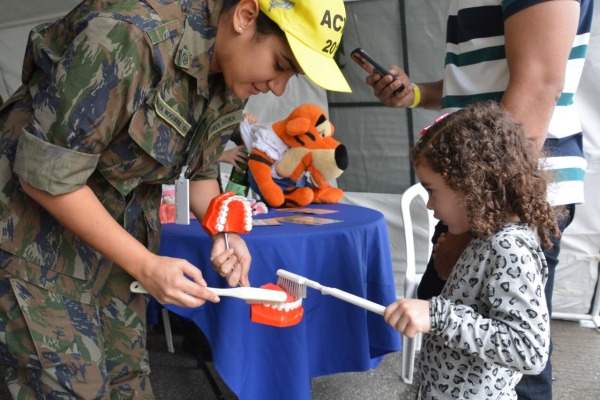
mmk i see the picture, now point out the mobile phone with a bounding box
[350,48,405,94]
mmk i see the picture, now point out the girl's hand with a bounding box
[384,298,431,338]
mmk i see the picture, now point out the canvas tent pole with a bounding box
[397,0,416,185]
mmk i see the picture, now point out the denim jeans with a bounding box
[248,171,310,203]
[417,204,576,399]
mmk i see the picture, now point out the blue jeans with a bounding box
[417,205,576,400]
[248,172,309,203]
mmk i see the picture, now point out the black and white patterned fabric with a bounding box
[419,223,550,399]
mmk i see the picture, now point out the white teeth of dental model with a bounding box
[243,202,253,232]
[265,297,302,311]
[215,195,253,233]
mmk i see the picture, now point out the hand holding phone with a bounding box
[351,48,405,94]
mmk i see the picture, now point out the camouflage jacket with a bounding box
[0,0,245,304]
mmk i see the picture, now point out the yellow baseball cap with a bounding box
[259,0,351,93]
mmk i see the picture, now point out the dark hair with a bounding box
[222,0,285,39]
[411,101,561,248]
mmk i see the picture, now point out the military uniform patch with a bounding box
[155,93,192,137]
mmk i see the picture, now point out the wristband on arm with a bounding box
[409,83,421,108]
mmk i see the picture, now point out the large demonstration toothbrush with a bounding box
[276,269,386,315]
[129,281,286,305]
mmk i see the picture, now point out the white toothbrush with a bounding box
[276,269,386,315]
[129,281,287,305]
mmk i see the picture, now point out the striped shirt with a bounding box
[442,0,593,205]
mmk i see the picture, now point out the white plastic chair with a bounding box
[400,183,437,384]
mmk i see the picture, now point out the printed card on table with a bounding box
[276,207,338,215]
[277,215,342,225]
[253,218,282,226]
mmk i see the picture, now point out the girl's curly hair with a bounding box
[410,101,561,248]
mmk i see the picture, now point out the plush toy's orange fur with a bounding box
[248,104,348,208]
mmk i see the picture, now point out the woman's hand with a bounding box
[384,298,431,338]
[136,254,220,307]
[210,232,251,287]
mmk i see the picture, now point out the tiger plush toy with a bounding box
[243,103,348,208]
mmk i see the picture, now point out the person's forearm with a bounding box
[501,86,558,149]
[502,0,580,148]
[415,80,444,111]
[189,178,222,221]
[19,179,153,279]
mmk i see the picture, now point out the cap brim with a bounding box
[285,33,351,93]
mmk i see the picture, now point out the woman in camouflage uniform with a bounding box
[0,0,351,398]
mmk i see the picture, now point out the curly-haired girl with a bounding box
[385,102,562,399]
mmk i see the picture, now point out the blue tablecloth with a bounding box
[160,203,401,400]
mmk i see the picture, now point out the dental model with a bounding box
[250,283,304,327]
[202,192,305,327]
[202,191,253,237]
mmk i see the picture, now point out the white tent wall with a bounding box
[329,0,447,194]
[0,1,82,101]
[0,0,598,322]
[0,24,30,101]
[553,24,600,321]
[329,0,448,300]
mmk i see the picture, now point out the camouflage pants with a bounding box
[0,265,154,399]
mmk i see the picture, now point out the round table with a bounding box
[159,203,401,400]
